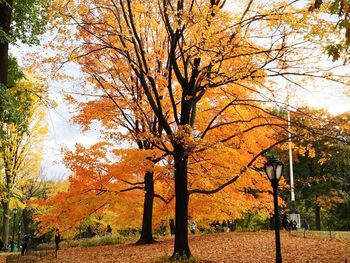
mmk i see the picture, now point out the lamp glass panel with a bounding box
[265,165,274,180]
[276,164,283,179]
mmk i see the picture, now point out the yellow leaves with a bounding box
[0,77,48,188]
[308,148,316,158]
[77,4,89,16]
[9,198,25,210]
[297,144,316,158]
[318,157,328,165]
[131,3,149,13]
[316,190,345,211]
[47,180,69,194]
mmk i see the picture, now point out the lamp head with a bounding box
[264,157,284,181]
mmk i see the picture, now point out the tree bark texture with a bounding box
[136,171,155,244]
[2,202,10,247]
[0,0,12,87]
[171,147,191,259]
[315,204,321,230]
[22,208,31,235]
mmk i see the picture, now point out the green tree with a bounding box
[309,0,350,61]
[281,108,350,230]
[0,57,23,125]
[0,78,48,246]
[18,168,50,235]
[0,0,48,87]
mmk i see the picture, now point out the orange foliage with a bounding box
[35,0,292,238]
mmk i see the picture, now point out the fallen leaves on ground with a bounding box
[5,231,350,262]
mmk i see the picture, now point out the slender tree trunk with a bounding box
[0,0,13,87]
[22,208,31,235]
[315,205,321,230]
[136,171,155,244]
[171,147,191,259]
[2,202,10,247]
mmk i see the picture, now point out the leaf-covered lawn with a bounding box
[5,231,350,262]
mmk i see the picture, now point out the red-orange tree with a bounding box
[43,0,350,258]
[61,40,174,243]
[33,143,167,236]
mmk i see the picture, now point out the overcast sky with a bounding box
[32,67,350,181]
[8,18,350,181]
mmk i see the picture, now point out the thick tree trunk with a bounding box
[171,148,191,259]
[315,205,321,230]
[0,0,13,87]
[2,202,10,247]
[136,171,155,244]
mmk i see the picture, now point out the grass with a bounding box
[158,255,198,263]
[36,234,139,250]
[294,230,350,240]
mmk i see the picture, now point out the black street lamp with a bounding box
[264,157,284,263]
[11,208,18,252]
[17,221,21,251]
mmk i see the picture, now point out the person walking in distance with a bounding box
[106,225,112,235]
[190,221,196,234]
[21,233,29,256]
[54,229,61,251]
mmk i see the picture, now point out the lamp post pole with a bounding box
[264,157,284,263]
[17,222,21,251]
[271,179,282,263]
[11,208,18,252]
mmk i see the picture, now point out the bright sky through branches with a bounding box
[8,0,350,180]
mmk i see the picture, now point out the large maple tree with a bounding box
[41,0,350,258]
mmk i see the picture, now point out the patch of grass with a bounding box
[157,255,198,263]
[294,230,350,240]
[36,234,138,250]
[72,235,125,247]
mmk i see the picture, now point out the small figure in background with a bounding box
[160,221,167,236]
[106,225,112,235]
[227,220,231,232]
[54,229,61,251]
[301,218,309,230]
[215,220,220,232]
[169,219,175,236]
[301,218,309,238]
[287,220,294,231]
[21,233,29,256]
[282,214,289,230]
[190,221,196,234]
[222,220,227,232]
